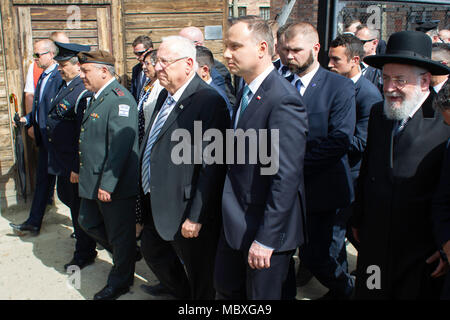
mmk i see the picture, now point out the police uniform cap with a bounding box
[54,42,91,61]
[77,50,115,66]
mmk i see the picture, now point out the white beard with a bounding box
[383,85,424,121]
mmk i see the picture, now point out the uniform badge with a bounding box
[59,103,68,110]
[118,104,130,117]
[114,87,125,96]
[90,112,99,119]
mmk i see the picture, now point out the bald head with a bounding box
[179,27,204,46]
[49,31,69,43]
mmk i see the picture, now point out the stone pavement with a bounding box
[0,198,357,300]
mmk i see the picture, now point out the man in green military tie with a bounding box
[77,50,139,300]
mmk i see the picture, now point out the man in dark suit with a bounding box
[179,26,236,107]
[11,39,63,235]
[214,16,308,300]
[328,34,383,183]
[138,35,229,300]
[282,22,356,299]
[431,43,449,94]
[432,81,450,299]
[130,36,153,102]
[356,25,384,93]
[46,42,97,270]
[351,31,450,299]
[195,45,232,117]
[77,50,139,300]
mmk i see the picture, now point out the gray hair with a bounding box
[94,63,115,75]
[161,35,197,67]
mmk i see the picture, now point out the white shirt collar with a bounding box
[94,77,116,99]
[65,74,80,87]
[291,63,320,93]
[44,63,58,75]
[205,77,212,85]
[351,71,362,84]
[433,80,447,94]
[245,64,275,98]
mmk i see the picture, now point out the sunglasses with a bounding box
[33,51,50,59]
[134,50,147,56]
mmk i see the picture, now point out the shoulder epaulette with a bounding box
[113,87,125,96]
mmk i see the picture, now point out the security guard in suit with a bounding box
[47,42,98,271]
[77,50,139,300]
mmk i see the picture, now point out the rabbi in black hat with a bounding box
[350,30,450,299]
[47,41,98,273]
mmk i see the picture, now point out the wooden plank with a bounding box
[124,0,223,14]
[17,7,33,80]
[33,29,99,38]
[97,7,112,52]
[30,6,99,20]
[14,0,110,4]
[124,13,223,29]
[111,0,126,85]
[31,20,98,30]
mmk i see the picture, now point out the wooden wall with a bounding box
[0,0,227,209]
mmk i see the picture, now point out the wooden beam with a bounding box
[111,0,126,86]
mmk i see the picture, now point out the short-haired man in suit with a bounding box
[138,36,229,299]
[131,35,153,102]
[328,34,383,251]
[431,43,449,93]
[10,39,63,235]
[77,50,139,300]
[214,16,308,300]
[356,25,383,93]
[351,31,450,299]
[195,45,232,117]
[281,22,357,299]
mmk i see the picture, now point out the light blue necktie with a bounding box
[141,95,175,194]
[295,78,303,94]
[239,85,251,119]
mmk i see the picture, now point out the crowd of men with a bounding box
[9,15,450,300]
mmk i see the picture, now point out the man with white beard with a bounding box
[350,30,450,300]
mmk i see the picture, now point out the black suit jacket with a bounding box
[222,69,308,252]
[301,66,356,213]
[352,91,450,299]
[46,76,91,176]
[362,64,383,94]
[139,74,230,241]
[131,62,144,102]
[349,75,383,180]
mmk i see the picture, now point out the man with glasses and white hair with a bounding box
[138,35,229,299]
[350,31,450,299]
[10,39,63,236]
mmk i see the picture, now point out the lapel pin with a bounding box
[256,96,261,100]
[312,83,316,87]
[179,104,184,109]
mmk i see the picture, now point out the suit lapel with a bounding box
[302,67,325,104]
[50,77,83,113]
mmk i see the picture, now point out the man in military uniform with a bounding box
[77,50,139,300]
[47,41,97,271]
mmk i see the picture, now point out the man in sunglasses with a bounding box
[130,35,153,102]
[10,39,63,236]
[356,25,383,93]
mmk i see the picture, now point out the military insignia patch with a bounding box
[59,103,68,110]
[90,113,99,119]
[113,87,125,96]
[118,104,130,117]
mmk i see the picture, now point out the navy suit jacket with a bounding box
[349,75,383,181]
[222,69,309,252]
[131,62,144,102]
[362,65,383,94]
[301,66,356,213]
[25,65,63,148]
[209,80,232,117]
[46,76,92,177]
[433,138,450,248]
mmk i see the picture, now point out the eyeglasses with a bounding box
[382,73,426,89]
[360,39,375,44]
[33,51,50,59]
[152,56,188,68]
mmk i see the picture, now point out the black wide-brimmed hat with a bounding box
[364,30,450,75]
